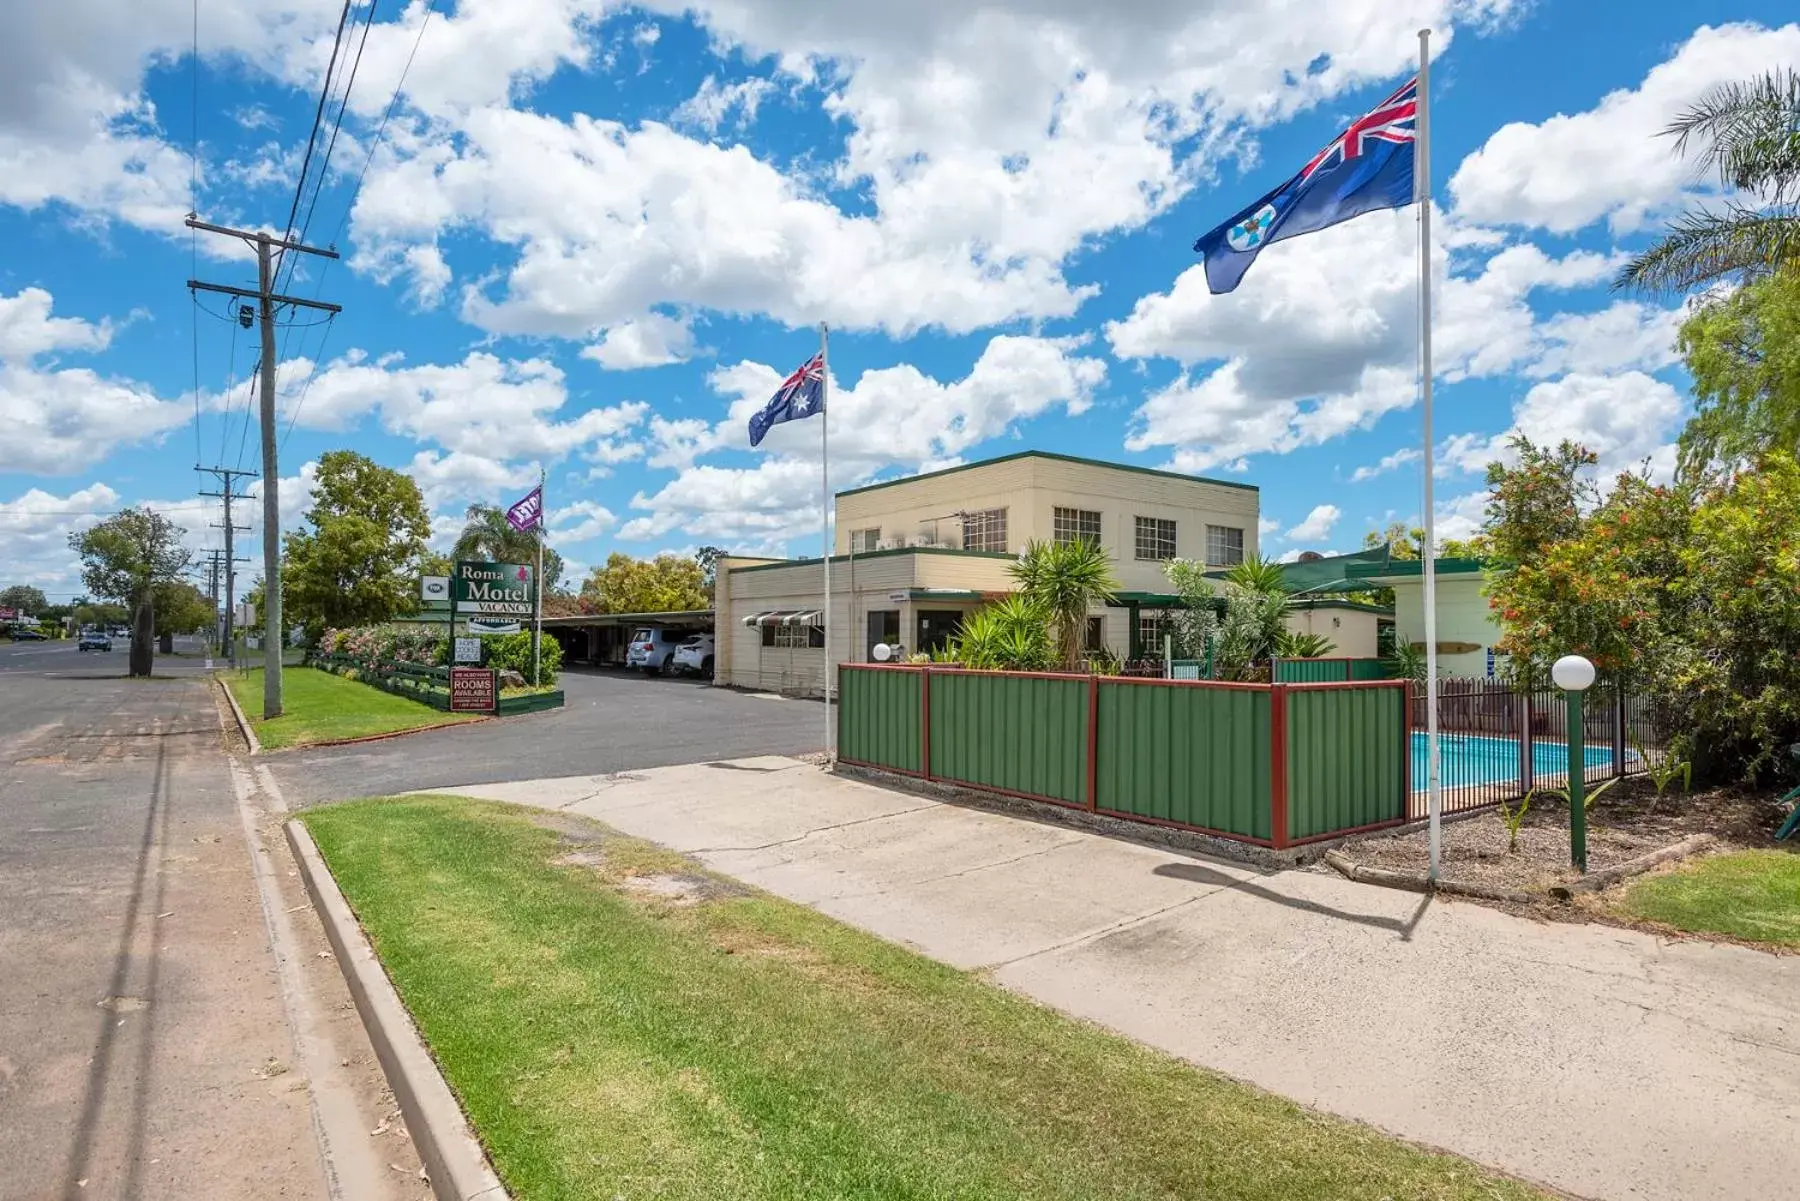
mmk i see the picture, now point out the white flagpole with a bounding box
[819,323,833,758]
[1417,28,1443,881]
[533,466,545,687]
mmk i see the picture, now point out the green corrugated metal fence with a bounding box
[838,665,922,774]
[836,666,1406,849]
[1284,685,1407,840]
[1096,682,1271,839]
[929,671,1087,805]
[1271,658,1390,683]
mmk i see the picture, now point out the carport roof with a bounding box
[539,610,714,627]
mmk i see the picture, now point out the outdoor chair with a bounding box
[1778,744,1800,842]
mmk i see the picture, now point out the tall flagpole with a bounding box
[1417,28,1443,881]
[819,323,833,758]
[533,464,545,687]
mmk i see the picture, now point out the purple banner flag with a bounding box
[506,485,543,532]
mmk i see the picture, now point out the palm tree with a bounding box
[1616,70,1800,292]
[452,504,564,593]
[1008,539,1120,670]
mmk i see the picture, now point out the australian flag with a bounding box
[748,353,826,448]
[1195,76,1418,294]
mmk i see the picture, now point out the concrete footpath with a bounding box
[439,757,1800,1201]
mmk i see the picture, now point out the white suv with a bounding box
[672,633,715,677]
[625,627,686,674]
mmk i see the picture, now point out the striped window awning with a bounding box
[740,609,823,627]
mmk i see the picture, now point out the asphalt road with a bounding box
[265,665,827,806]
[0,638,330,1199]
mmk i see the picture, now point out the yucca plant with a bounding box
[946,595,1057,672]
[1275,630,1337,658]
[1008,538,1120,670]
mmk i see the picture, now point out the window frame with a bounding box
[849,527,881,554]
[1133,515,1177,562]
[961,507,1009,553]
[1052,506,1102,546]
[1206,524,1245,566]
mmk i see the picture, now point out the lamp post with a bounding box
[1552,654,1596,872]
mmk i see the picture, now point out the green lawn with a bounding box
[223,666,476,750]
[1620,849,1800,948]
[302,796,1547,1201]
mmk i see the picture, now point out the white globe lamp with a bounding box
[872,643,893,663]
[1551,654,1595,693]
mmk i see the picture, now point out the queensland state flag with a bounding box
[748,353,825,448]
[1195,77,1419,294]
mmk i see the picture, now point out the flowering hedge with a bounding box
[315,623,562,686]
[318,624,447,670]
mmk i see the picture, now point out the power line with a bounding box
[331,0,436,252]
[279,0,355,264]
[280,312,338,452]
[294,0,380,255]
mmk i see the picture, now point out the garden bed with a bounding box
[1336,777,1781,897]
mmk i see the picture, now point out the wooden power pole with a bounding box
[198,465,255,667]
[187,218,340,718]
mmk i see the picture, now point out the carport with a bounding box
[542,610,714,667]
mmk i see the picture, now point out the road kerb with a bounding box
[216,672,262,754]
[286,818,511,1201]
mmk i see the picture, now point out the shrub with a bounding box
[484,630,562,685]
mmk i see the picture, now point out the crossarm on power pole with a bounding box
[187,280,342,315]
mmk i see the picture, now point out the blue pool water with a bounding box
[1412,731,1617,787]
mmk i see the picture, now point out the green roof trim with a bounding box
[729,545,1018,574]
[835,450,1259,498]
[1346,557,1487,580]
[1290,597,1396,615]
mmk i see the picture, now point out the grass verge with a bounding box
[222,666,476,750]
[1619,849,1800,948]
[303,795,1548,1201]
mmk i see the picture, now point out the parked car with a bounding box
[672,633,715,677]
[625,627,688,674]
[78,632,113,652]
[9,625,46,640]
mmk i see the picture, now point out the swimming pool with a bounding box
[1411,731,1617,788]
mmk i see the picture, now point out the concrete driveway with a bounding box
[268,666,823,806]
[441,757,1800,1201]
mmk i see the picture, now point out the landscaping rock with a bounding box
[498,669,528,689]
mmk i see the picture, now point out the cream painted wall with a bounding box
[1384,573,1499,678]
[833,454,1260,595]
[1284,606,1384,658]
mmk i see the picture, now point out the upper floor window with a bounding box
[1135,516,1177,561]
[1053,506,1102,546]
[962,508,1008,553]
[1207,524,1245,566]
[849,527,881,553]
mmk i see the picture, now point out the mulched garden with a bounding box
[1336,776,1783,895]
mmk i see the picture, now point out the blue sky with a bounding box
[4,1,1796,600]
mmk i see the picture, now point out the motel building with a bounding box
[713,450,1387,698]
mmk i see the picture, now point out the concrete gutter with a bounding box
[286,819,510,1201]
[217,672,262,754]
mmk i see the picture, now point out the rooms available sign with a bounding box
[453,561,535,617]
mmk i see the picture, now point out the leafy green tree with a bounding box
[695,545,727,597]
[1616,70,1800,292]
[1361,523,1482,561]
[452,504,563,594]
[1675,267,1800,476]
[1482,437,1598,570]
[1164,554,1292,681]
[1660,453,1800,781]
[579,553,708,614]
[282,451,432,641]
[153,580,216,638]
[68,507,191,676]
[0,585,49,613]
[1008,538,1120,670]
